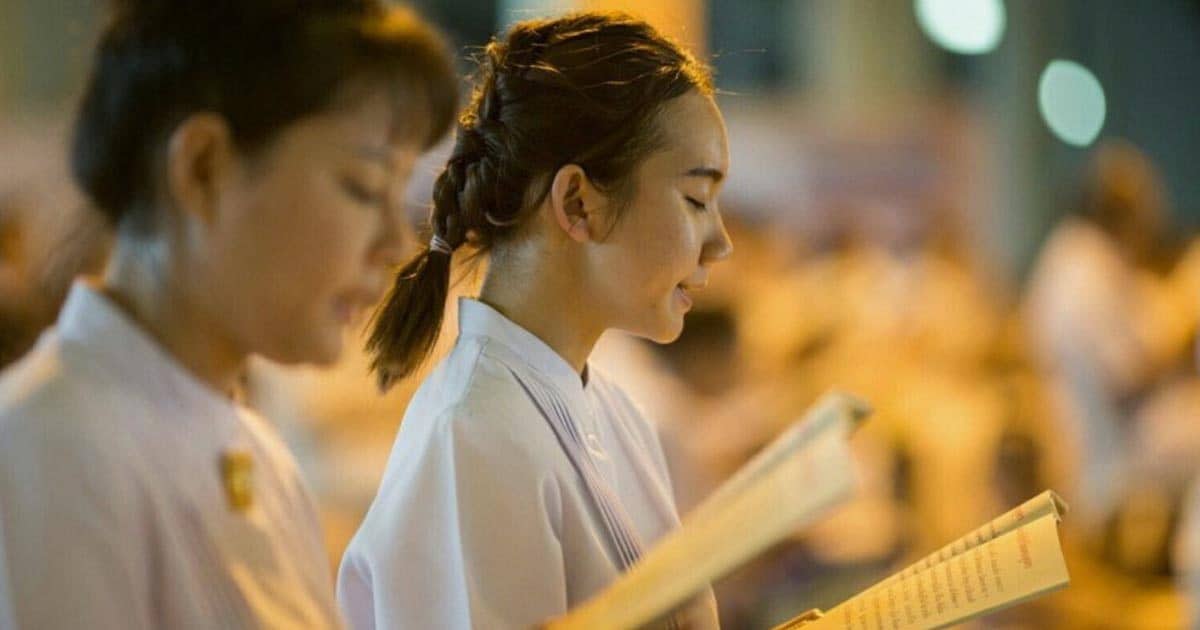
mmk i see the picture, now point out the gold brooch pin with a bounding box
[220,450,254,512]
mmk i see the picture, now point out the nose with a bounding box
[701,211,733,264]
[371,198,413,268]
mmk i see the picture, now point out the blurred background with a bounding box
[3,0,1199,628]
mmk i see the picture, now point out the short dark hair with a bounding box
[368,11,713,387]
[71,0,458,231]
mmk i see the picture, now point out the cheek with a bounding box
[627,212,699,282]
[279,176,374,261]
[223,179,370,311]
[626,187,694,253]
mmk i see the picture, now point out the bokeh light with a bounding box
[915,0,1007,55]
[1038,59,1107,147]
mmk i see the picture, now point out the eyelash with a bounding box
[342,179,385,207]
[685,196,709,212]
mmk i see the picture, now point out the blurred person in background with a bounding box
[338,12,731,629]
[1174,273,1200,627]
[1024,139,1196,543]
[1024,142,1200,628]
[240,147,472,570]
[242,257,484,570]
[1170,187,1200,630]
[0,192,110,369]
[0,0,456,627]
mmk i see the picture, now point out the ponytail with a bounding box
[367,245,453,390]
[367,154,469,389]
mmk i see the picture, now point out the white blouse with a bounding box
[0,283,340,629]
[338,298,718,629]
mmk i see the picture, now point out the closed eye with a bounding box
[341,178,385,207]
[685,196,709,212]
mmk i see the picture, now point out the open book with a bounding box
[772,490,1070,630]
[546,391,1071,630]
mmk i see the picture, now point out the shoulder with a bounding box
[0,335,124,463]
[0,338,148,520]
[365,338,580,520]
[353,341,570,538]
[0,332,72,422]
[405,337,561,460]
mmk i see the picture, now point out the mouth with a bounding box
[674,284,695,310]
[333,299,363,326]
[673,272,710,312]
[334,289,383,326]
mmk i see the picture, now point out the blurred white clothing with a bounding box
[0,283,340,629]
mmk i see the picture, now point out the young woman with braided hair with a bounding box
[0,1,456,627]
[339,12,732,630]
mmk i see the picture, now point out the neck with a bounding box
[477,245,604,375]
[102,239,246,398]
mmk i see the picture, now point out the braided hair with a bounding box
[368,11,712,387]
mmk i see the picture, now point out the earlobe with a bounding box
[549,164,591,243]
[165,113,234,225]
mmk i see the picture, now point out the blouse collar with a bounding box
[456,297,590,397]
[55,281,241,420]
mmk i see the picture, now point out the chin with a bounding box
[619,302,686,344]
[643,316,686,345]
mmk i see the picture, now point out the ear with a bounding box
[548,164,605,243]
[164,113,236,225]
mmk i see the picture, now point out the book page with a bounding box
[684,391,871,527]
[875,490,1068,591]
[800,514,1070,630]
[546,396,866,630]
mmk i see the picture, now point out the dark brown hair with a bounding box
[368,11,713,388]
[72,0,458,232]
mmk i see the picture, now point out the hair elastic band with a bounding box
[429,234,454,255]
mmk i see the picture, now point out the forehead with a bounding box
[311,89,402,143]
[281,90,424,164]
[653,91,729,176]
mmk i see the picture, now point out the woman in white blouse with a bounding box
[0,1,456,628]
[338,12,733,630]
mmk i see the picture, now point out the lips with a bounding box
[333,298,362,325]
[674,285,694,310]
[334,288,384,326]
[674,273,708,311]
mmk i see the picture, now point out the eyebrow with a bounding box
[682,166,725,183]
